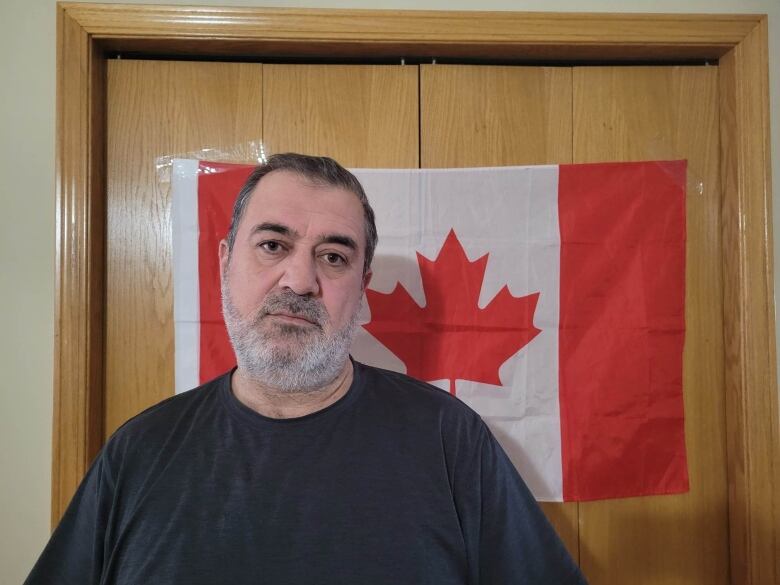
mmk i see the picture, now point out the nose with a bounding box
[277,249,320,296]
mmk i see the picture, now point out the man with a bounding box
[27,154,586,584]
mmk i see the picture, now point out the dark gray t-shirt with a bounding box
[26,362,586,585]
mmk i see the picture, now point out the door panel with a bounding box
[573,66,728,585]
[263,64,419,167]
[420,64,579,559]
[421,65,572,168]
[106,60,264,437]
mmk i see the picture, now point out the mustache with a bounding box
[259,290,327,327]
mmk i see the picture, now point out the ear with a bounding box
[218,239,230,280]
[362,269,372,291]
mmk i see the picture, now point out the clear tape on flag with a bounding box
[614,135,705,196]
[154,140,267,186]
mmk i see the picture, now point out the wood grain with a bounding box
[105,61,263,437]
[420,64,580,559]
[52,5,106,526]
[262,64,418,167]
[719,18,780,585]
[573,66,728,585]
[62,3,758,60]
[421,65,571,168]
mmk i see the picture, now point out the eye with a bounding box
[321,252,347,267]
[258,240,285,254]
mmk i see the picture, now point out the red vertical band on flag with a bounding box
[197,162,255,382]
[558,161,689,501]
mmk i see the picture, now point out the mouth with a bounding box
[266,312,319,327]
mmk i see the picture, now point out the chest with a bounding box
[104,420,468,585]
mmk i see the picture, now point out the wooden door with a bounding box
[106,60,728,584]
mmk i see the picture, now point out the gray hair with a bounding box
[226,153,378,275]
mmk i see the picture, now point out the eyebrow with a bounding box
[320,234,357,251]
[250,222,297,238]
[250,222,358,252]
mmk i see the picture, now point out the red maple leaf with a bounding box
[363,229,541,395]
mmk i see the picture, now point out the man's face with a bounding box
[219,170,371,392]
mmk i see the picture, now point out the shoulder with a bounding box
[103,372,229,460]
[356,361,472,409]
[354,361,487,439]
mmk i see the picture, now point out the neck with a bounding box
[230,360,354,419]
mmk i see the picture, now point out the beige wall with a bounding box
[1,0,777,581]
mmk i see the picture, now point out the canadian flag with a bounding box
[172,159,688,502]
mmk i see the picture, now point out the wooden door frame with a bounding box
[55,3,778,583]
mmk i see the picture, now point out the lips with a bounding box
[267,311,318,326]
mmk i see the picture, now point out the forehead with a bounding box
[241,170,366,241]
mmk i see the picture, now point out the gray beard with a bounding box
[221,283,360,393]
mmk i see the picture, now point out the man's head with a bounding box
[225,154,377,276]
[219,154,376,393]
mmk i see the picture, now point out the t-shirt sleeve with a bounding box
[452,420,588,585]
[24,450,115,585]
